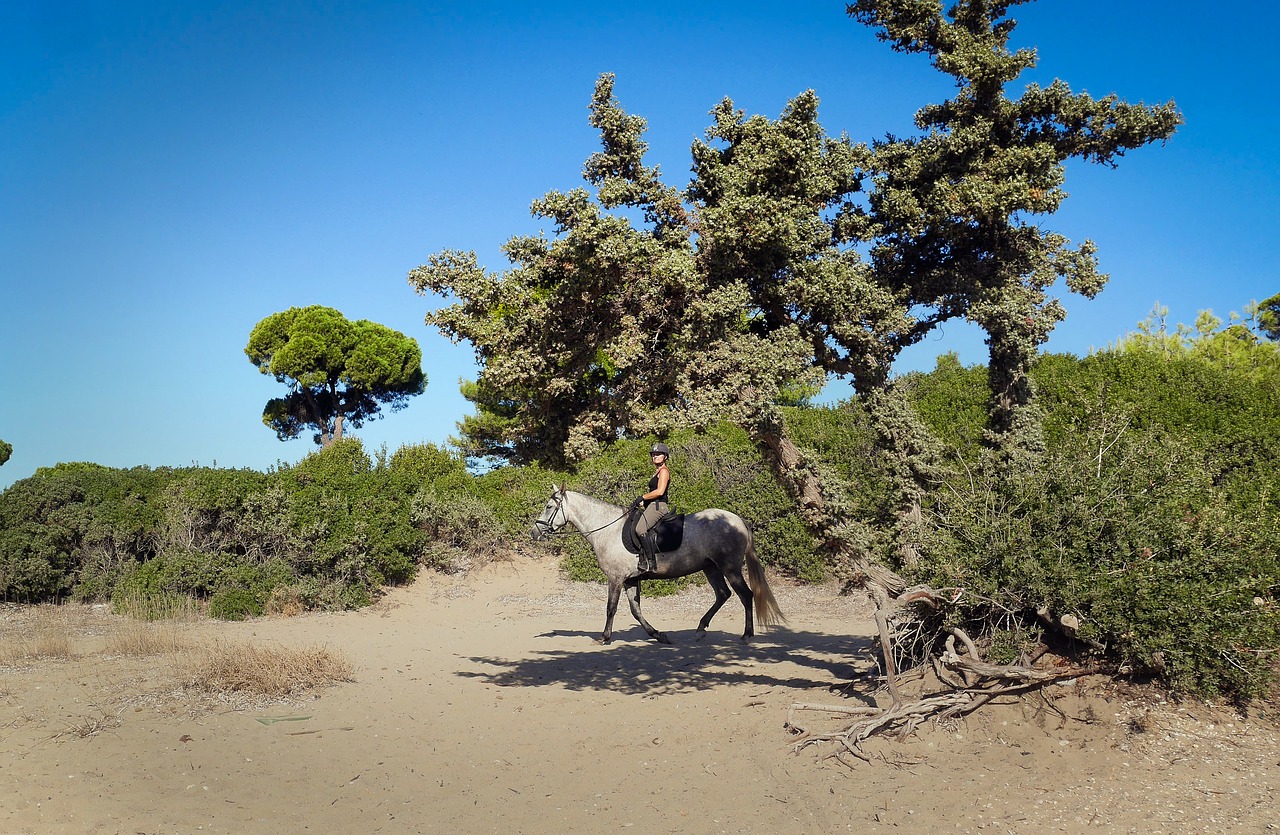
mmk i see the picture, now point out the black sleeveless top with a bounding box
[646,468,670,505]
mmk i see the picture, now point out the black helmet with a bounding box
[650,442,670,457]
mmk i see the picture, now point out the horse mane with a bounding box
[566,490,622,515]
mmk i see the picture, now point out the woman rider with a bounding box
[632,443,671,572]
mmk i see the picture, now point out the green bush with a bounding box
[208,587,263,620]
[914,410,1280,699]
[111,559,187,619]
[411,487,506,571]
[0,463,170,601]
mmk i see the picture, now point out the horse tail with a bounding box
[744,538,786,631]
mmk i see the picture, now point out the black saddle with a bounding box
[622,509,685,555]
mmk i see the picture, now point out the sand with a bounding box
[2,552,1277,834]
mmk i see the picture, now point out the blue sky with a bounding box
[2,1,1277,489]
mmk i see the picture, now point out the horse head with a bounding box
[530,483,569,541]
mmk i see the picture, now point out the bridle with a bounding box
[532,492,568,538]
[533,491,630,539]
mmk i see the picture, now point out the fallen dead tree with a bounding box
[785,586,1101,763]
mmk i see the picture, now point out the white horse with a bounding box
[531,486,784,644]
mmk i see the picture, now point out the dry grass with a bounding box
[111,591,201,622]
[51,709,124,741]
[265,585,305,617]
[103,617,192,657]
[0,604,78,663]
[178,639,356,698]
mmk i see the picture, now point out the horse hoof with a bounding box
[695,630,707,642]
[656,633,672,645]
[595,635,611,645]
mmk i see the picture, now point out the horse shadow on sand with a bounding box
[457,625,881,699]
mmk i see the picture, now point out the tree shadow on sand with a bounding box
[457,626,880,698]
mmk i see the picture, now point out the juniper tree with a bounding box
[410,0,1180,597]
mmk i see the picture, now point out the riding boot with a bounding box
[640,531,658,573]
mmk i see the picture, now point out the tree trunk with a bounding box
[859,385,944,577]
[756,418,905,603]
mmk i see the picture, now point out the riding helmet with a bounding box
[650,442,670,457]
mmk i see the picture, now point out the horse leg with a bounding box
[623,578,671,644]
[598,579,623,644]
[695,563,733,640]
[724,567,757,642]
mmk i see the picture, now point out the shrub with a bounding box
[914,412,1280,698]
[208,587,263,621]
[411,488,506,572]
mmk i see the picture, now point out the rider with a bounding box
[632,442,671,573]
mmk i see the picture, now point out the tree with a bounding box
[0,439,11,467]
[1258,292,1280,341]
[245,306,425,446]
[410,1,1180,598]
[1118,302,1280,380]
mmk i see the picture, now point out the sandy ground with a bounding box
[2,552,1277,835]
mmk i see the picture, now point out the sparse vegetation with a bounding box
[179,639,355,698]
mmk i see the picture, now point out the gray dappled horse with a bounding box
[531,486,784,644]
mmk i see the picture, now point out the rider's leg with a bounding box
[641,530,658,572]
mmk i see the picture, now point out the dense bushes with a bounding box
[2,345,1276,700]
[899,349,1280,699]
[1,440,475,614]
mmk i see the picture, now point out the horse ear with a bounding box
[558,481,566,495]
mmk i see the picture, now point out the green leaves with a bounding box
[245,306,425,445]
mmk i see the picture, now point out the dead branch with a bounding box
[790,585,1101,761]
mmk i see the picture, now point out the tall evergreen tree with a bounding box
[411,1,1180,597]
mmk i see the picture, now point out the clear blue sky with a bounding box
[2,1,1277,489]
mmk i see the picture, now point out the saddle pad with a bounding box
[622,510,685,555]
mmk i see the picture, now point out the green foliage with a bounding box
[1036,349,1280,509]
[0,439,11,466]
[1114,303,1280,383]
[246,305,426,446]
[901,349,1280,698]
[780,403,891,522]
[0,463,170,601]
[0,440,435,613]
[208,588,263,621]
[898,353,989,454]
[111,563,188,620]
[915,423,1278,698]
[388,442,469,492]
[1258,293,1280,341]
[410,488,505,572]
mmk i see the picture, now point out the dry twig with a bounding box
[789,585,1100,759]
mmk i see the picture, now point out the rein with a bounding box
[534,494,630,539]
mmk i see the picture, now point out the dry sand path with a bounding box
[2,552,1277,834]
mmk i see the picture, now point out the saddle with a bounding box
[622,509,685,555]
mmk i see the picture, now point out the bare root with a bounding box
[786,586,1099,760]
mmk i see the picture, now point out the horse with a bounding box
[530,485,785,644]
